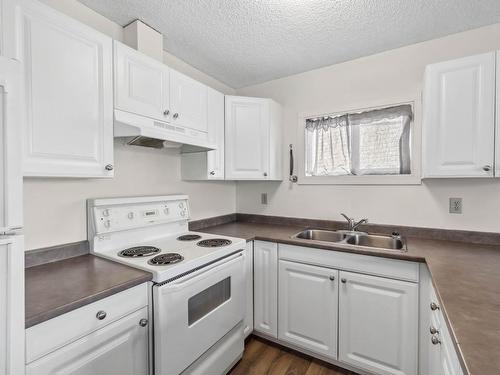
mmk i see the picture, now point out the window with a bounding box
[188,277,231,325]
[305,104,413,178]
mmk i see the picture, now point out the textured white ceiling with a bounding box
[78,0,500,88]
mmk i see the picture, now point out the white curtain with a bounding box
[305,105,412,176]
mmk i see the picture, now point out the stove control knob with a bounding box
[180,210,186,217]
[178,202,184,209]
[102,209,110,217]
[104,220,111,229]
[164,207,170,215]
[127,212,134,220]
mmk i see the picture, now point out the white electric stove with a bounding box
[87,195,246,375]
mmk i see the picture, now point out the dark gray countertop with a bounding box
[25,254,152,328]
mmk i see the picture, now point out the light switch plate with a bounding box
[449,198,462,214]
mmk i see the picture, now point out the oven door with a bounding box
[153,251,245,375]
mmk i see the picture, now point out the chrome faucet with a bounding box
[341,213,368,232]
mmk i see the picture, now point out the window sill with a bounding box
[297,174,422,185]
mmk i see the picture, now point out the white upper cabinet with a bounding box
[423,52,496,178]
[338,271,418,375]
[170,69,208,134]
[0,57,23,231]
[278,260,338,359]
[225,96,282,180]
[181,87,224,180]
[6,0,114,177]
[496,51,500,178]
[114,41,170,123]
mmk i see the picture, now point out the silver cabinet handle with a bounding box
[163,109,170,116]
[431,335,441,345]
[96,311,107,320]
[341,278,347,283]
[430,302,440,311]
[210,171,215,176]
[329,275,335,281]
[173,113,179,119]
[105,164,114,171]
[483,165,492,172]
[139,318,148,327]
[430,326,439,335]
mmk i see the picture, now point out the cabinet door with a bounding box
[26,307,149,375]
[225,96,270,179]
[207,88,224,179]
[423,52,495,177]
[170,69,208,133]
[243,241,253,338]
[339,271,418,375]
[114,41,170,123]
[10,0,114,177]
[278,260,338,359]
[0,236,24,375]
[253,241,277,337]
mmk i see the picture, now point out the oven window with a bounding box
[188,277,231,325]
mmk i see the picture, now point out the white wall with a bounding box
[236,23,500,233]
[25,0,236,250]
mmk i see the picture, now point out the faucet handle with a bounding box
[340,213,351,222]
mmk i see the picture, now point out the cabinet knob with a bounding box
[96,311,107,320]
[329,275,335,281]
[139,318,148,327]
[105,164,114,171]
[483,165,492,172]
[430,326,439,335]
[210,171,216,176]
[430,302,440,311]
[163,109,170,116]
[431,335,441,345]
[263,172,268,177]
[341,278,347,283]
[173,113,179,119]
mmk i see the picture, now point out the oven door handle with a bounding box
[159,251,243,290]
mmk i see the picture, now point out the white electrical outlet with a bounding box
[261,193,268,205]
[449,198,462,214]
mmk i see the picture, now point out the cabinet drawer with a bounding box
[279,244,419,282]
[26,283,148,363]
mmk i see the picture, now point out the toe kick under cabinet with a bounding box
[25,284,150,375]
[254,241,420,375]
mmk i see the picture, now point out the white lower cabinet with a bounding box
[338,271,418,375]
[243,241,254,338]
[425,272,464,375]
[253,241,278,337]
[278,260,338,359]
[26,307,149,375]
[26,284,149,375]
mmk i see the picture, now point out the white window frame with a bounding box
[297,97,422,185]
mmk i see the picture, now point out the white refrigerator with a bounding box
[0,56,25,375]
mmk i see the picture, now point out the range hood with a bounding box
[114,109,216,152]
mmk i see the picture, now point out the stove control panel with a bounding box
[91,199,189,234]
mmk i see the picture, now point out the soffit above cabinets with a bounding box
[77,0,500,88]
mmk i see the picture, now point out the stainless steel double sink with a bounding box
[291,229,406,251]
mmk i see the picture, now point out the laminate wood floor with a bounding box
[229,336,359,375]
